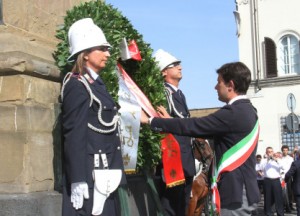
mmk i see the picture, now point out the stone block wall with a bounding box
[1,0,90,62]
[0,0,91,195]
[0,75,61,193]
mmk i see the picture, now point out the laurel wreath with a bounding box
[53,1,166,171]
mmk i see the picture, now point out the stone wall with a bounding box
[0,0,90,194]
[190,107,219,118]
[0,74,61,193]
[1,0,90,64]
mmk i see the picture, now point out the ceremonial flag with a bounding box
[117,63,185,187]
[128,40,142,61]
[119,38,142,61]
[117,69,141,174]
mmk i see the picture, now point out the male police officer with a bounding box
[153,49,195,216]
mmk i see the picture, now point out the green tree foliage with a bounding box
[53,1,166,171]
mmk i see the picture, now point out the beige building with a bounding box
[234,0,300,155]
[190,108,219,118]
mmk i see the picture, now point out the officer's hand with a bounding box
[71,182,89,209]
[140,110,150,124]
[157,106,171,118]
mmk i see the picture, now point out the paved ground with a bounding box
[252,195,297,216]
[200,194,298,215]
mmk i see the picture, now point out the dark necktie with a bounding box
[177,89,183,98]
[177,89,190,116]
[177,89,187,105]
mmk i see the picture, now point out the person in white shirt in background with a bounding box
[281,145,295,212]
[260,146,284,216]
[255,154,264,195]
[252,154,264,216]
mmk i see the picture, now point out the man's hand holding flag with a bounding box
[117,38,185,187]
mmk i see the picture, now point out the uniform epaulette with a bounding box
[83,73,94,84]
[72,72,80,78]
[164,86,174,94]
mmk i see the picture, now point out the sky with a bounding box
[105,0,239,109]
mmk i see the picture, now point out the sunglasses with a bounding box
[92,46,111,52]
[166,62,181,68]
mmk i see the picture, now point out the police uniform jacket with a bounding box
[62,72,126,189]
[151,98,260,207]
[285,160,300,196]
[164,83,195,177]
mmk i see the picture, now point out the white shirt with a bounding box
[281,155,294,178]
[256,162,264,180]
[228,95,248,105]
[260,158,284,179]
[87,67,98,80]
[165,82,179,92]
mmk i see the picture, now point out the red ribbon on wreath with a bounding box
[117,59,185,187]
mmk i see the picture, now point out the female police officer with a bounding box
[61,18,126,216]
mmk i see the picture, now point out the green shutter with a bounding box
[264,37,278,78]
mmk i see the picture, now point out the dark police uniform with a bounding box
[151,98,260,212]
[158,83,195,216]
[61,71,126,216]
[285,159,300,216]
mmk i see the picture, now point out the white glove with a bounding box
[71,182,89,209]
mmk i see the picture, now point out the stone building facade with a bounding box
[0,0,89,215]
[235,0,300,155]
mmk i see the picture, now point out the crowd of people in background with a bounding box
[255,145,300,216]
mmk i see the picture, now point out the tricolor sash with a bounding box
[117,63,185,186]
[211,120,259,215]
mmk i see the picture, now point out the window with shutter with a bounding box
[278,35,300,76]
[264,37,278,78]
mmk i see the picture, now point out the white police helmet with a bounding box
[67,18,111,61]
[153,49,181,71]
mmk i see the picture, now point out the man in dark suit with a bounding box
[141,61,260,215]
[153,49,195,216]
[285,150,300,216]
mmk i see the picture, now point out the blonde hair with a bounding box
[71,52,88,75]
